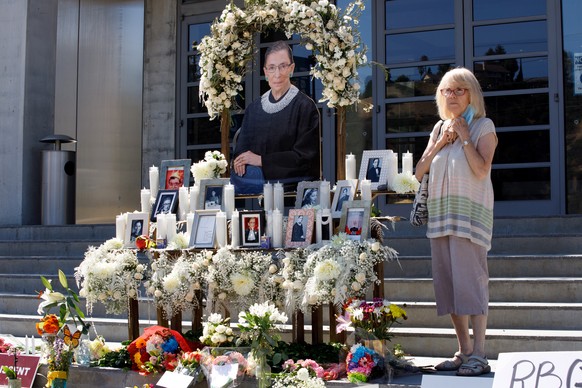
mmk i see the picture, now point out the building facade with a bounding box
[1,0,580,225]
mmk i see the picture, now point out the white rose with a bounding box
[113,290,122,299]
[355,273,366,283]
[218,292,227,300]
[308,294,318,305]
[269,264,278,274]
[351,282,361,291]
[128,288,136,297]
[372,241,381,251]
[154,290,162,297]
[359,252,368,260]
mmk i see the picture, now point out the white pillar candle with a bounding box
[316,209,323,244]
[141,188,151,215]
[263,182,273,212]
[402,151,413,175]
[31,336,36,355]
[115,214,126,240]
[149,166,159,200]
[231,210,240,248]
[224,183,235,219]
[157,213,167,240]
[274,182,284,214]
[361,179,372,201]
[178,187,189,221]
[166,213,177,243]
[189,184,199,212]
[387,150,398,190]
[186,212,195,241]
[345,153,356,180]
[320,180,330,209]
[25,335,29,354]
[266,210,273,238]
[272,208,283,248]
[215,211,227,248]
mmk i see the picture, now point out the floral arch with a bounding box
[197,0,368,178]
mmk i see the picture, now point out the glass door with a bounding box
[377,0,562,216]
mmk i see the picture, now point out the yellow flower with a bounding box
[390,304,407,320]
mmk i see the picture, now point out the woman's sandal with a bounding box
[456,355,491,376]
[434,351,470,371]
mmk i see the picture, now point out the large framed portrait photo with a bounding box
[239,211,265,248]
[197,178,230,211]
[331,179,357,218]
[339,200,371,241]
[189,209,219,248]
[359,150,392,190]
[124,212,148,248]
[160,159,191,190]
[151,190,179,222]
[285,208,316,248]
[295,181,321,209]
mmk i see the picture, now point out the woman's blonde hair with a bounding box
[435,67,486,120]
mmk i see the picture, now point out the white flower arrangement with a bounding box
[199,312,236,347]
[197,0,368,119]
[145,250,207,319]
[206,247,279,311]
[392,172,420,194]
[75,238,147,315]
[190,150,228,182]
[272,371,326,388]
[282,235,398,313]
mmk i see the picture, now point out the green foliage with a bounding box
[271,341,343,371]
[95,346,132,369]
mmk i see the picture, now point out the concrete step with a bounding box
[388,254,582,278]
[392,327,582,359]
[386,235,582,256]
[399,301,582,330]
[384,277,582,303]
[0,240,106,257]
[0,224,114,241]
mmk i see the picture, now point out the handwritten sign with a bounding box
[0,354,41,388]
[493,351,582,388]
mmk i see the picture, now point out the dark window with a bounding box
[475,57,548,91]
[492,167,550,200]
[386,29,455,65]
[473,0,546,21]
[485,94,549,127]
[386,0,453,30]
[474,21,547,57]
[386,65,453,98]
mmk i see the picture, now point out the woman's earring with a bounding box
[289,73,293,78]
[265,76,269,82]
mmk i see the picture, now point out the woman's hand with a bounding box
[233,151,262,176]
[449,117,470,143]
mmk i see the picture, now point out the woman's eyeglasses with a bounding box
[440,88,467,97]
[265,63,292,74]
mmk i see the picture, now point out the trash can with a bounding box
[40,135,77,225]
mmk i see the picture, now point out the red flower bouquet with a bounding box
[127,326,192,375]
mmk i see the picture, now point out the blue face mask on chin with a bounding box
[462,104,475,125]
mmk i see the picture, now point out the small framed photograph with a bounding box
[197,178,230,211]
[124,212,148,248]
[285,208,316,248]
[239,211,265,248]
[295,181,321,208]
[160,159,191,190]
[151,190,179,222]
[359,150,392,190]
[331,179,357,218]
[339,200,372,241]
[189,209,219,248]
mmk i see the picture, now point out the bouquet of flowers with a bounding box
[336,298,407,341]
[127,326,192,375]
[145,250,206,319]
[206,247,276,310]
[199,313,236,347]
[200,348,250,388]
[345,344,382,383]
[237,302,288,361]
[75,238,147,315]
[1,344,20,384]
[272,364,326,388]
[283,235,398,312]
[174,350,205,382]
[190,150,228,182]
[392,172,420,194]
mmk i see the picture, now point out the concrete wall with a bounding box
[142,0,178,185]
[0,0,58,225]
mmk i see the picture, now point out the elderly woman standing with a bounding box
[414,67,498,377]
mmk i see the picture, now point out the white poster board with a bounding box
[574,53,582,95]
[156,371,194,388]
[493,351,582,388]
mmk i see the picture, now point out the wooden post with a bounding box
[220,109,230,174]
[373,261,385,298]
[127,298,140,341]
[192,291,203,334]
[292,310,304,343]
[336,106,346,181]
[311,306,324,344]
[157,307,167,327]
[170,311,182,333]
